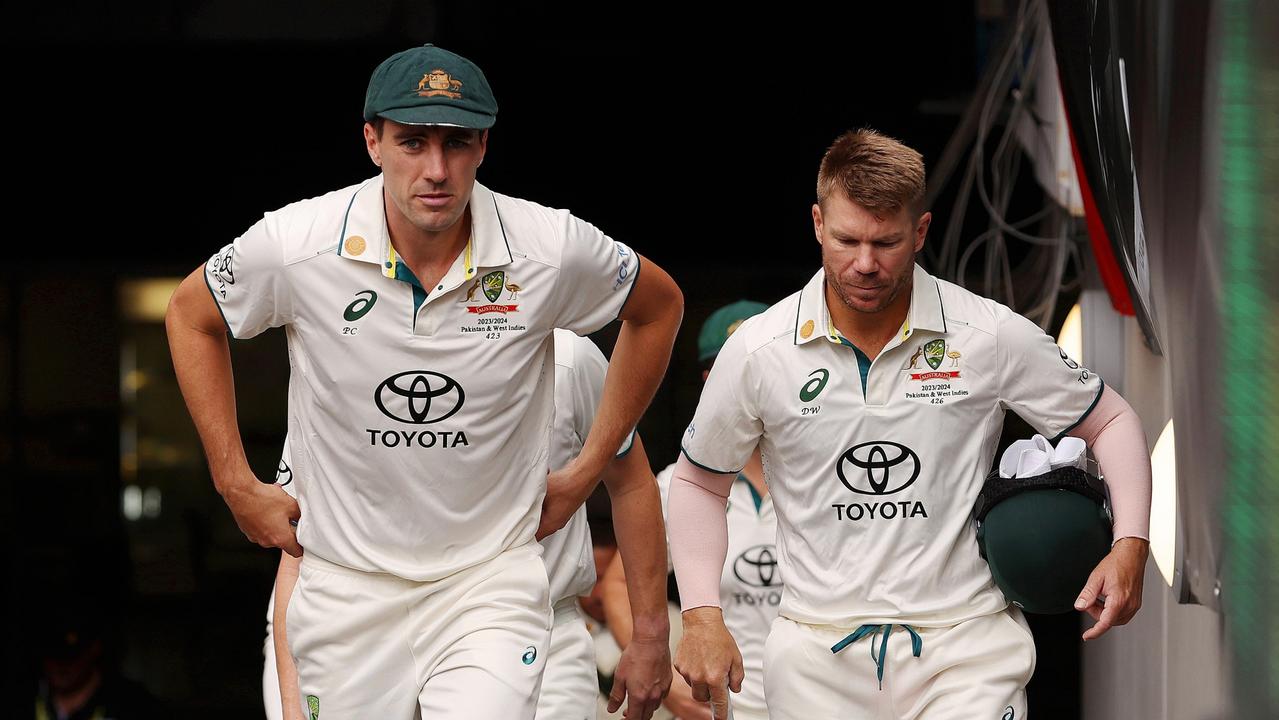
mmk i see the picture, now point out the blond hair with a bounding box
[817,128,926,215]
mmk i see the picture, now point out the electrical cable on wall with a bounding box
[927,0,1085,331]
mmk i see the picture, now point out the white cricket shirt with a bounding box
[680,265,1103,628]
[274,329,631,601]
[206,175,639,581]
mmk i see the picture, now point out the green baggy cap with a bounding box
[364,44,497,129]
[699,300,769,362]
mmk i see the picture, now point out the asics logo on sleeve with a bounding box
[613,243,634,289]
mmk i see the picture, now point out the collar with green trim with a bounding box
[335,176,514,281]
[794,264,948,345]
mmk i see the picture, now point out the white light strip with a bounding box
[1150,419,1177,587]
[1057,302,1083,363]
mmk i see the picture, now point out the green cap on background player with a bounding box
[699,300,769,362]
[364,44,498,129]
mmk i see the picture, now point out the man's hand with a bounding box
[662,672,713,720]
[607,635,672,719]
[537,459,595,540]
[220,473,302,557]
[1075,536,1148,641]
[167,266,298,555]
[674,608,743,720]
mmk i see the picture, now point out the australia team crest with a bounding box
[462,271,521,314]
[903,338,970,406]
[909,339,962,380]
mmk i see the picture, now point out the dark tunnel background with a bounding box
[0,2,1095,717]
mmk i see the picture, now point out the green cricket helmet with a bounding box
[973,466,1113,614]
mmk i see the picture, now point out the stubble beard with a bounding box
[393,192,465,236]
[829,265,914,315]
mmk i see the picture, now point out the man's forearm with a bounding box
[578,261,682,476]
[1067,385,1152,541]
[599,554,637,649]
[580,322,678,474]
[166,272,251,489]
[668,456,734,611]
[610,470,670,641]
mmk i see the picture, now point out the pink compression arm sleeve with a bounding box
[1067,384,1152,542]
[668,453,736,611]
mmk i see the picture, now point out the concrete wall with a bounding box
[1079,288,1230,719]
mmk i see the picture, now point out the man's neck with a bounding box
[385,200,472,290]
[825,281,912,360]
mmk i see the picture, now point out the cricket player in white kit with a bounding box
[263,330,659,720]
[607,463,778,720]
[166,44,679,719]
[602,301,780,720]
[539,329,651,719]
[668,130,1153,719]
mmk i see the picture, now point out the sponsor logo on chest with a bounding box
[365,370,471,449]
[275,459,293,486]
[730,544,783,607]
[830,441,929,522]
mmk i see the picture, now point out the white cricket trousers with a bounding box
[286,543,553,720]
[763,608,1035,720]
[534,598,598,719]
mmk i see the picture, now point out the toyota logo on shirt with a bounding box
[374,371,466,424]
[732,544,780,588]
[275,459,293,487]
[836,441,921,495]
